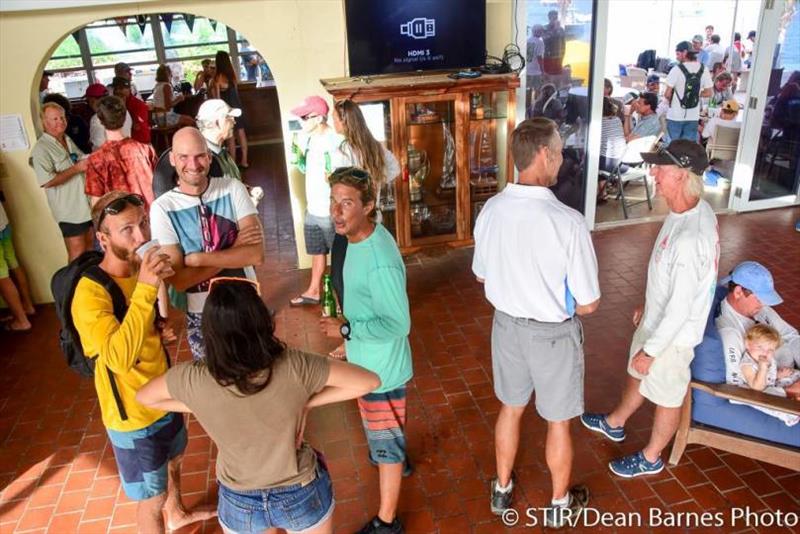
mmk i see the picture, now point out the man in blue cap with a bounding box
[716,261,800,390]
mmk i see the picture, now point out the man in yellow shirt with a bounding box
[72,191,213,532]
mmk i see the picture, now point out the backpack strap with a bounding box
[83,266,130,422]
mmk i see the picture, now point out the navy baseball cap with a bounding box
[646,74,660,84]
[720,261,783,306]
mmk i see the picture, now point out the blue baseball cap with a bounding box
[720,261,782,306]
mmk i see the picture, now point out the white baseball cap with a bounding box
[196,99,242,122]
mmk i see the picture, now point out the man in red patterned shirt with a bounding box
[113,77,151,145]
[85,96,156,209]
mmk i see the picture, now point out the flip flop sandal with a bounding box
[290,295,320,307]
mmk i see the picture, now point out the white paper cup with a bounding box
[135,239,159,259]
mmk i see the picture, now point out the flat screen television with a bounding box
[345,0,486,77]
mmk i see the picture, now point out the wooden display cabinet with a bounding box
[322,73,519,254]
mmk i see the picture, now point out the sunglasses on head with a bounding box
[658,147,691,169]
[208,276,261,296]
[96,193,144,230]
[329,166,370,183]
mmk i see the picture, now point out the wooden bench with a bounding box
[669,380,800,470]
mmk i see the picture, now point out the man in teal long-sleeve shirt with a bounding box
[320,166,412,534]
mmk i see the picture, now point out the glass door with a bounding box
[468,90,510,230]
[730,0,800,211]
[403,96,460,246]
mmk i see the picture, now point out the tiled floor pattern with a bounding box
[1,145,798,533]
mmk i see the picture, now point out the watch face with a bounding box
[340,322,351,339]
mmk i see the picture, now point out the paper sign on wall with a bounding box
[0,114,30,152]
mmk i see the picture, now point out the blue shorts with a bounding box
[106,413,187,501]
[358,386,407,464]
[218,456,334,534]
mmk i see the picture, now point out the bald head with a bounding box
[170,127,211,190]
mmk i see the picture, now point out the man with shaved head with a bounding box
[149,127,264,360]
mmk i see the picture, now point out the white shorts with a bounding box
[627,326,695,408]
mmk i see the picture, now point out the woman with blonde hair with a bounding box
[327,100,400,363]
[211,51,249,168]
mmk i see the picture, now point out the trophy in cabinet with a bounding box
[439,123,456,191]
[407,143,429,203]
[470,122,499,184]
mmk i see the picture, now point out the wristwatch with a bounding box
[339,321,351,341]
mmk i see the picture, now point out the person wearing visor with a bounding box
[31,102,93,260]
[289,95,342,308]
[716,261,800,396]
[582,140,720,478]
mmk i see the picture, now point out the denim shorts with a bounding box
[218,458,334,534]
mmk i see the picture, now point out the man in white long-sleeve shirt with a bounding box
[716,261,800,392]
[581,140,720,478]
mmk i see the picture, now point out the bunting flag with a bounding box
[209,19,218,32]
[162,13,174,34]
[114,17,129,37]
[71,30,81,45]
[184,13,196,33]
[136,15,147,35]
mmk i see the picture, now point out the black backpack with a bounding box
[675,63,705,109]
[52,251,131,420]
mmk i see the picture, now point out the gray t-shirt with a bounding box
[166,348,330,490]
[31,133,92,224]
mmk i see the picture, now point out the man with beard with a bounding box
[71,191,214,532]
[149,127,263,360]
[473,118,601,528]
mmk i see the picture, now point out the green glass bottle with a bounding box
[322,274,337,318]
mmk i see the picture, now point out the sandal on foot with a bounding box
[290,295,320,307]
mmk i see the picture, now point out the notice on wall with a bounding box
[0,114,30,152]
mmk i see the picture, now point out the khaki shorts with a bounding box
[627,326,695,408]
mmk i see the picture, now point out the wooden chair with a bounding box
[669,381,800,469]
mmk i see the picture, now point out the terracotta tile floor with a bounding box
[1,146,799,533]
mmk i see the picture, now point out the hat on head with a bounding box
[111,76,130,89]
[646,74,660,84]
[640,139,709,174]
[721,99,740,113]
[720,261,782,306]
[676,41,692,52]
[692,35,704,44]
[291,96,329,118]
[114,62,132,75]
[85,83,108,98]
[196,99,242,122]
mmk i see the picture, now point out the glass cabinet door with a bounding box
[468,90,509,230]
[405,98,459,242]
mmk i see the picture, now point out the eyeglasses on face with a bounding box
[97,193,145,229]
[208,276,261,296]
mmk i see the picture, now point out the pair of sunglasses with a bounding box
[329,166,371,184]
[208,276,261,296]
[658,147,692,169]
[96,193,144,230]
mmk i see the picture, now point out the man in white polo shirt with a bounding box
[473,117,601,528]
[581,140,720,478]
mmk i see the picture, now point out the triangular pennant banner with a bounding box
[71,30,81,45]
[209,19,218,32]
[136,15,147,36]
[114,17,128,37]
[161,13,174,34]
[184,13,196,33]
